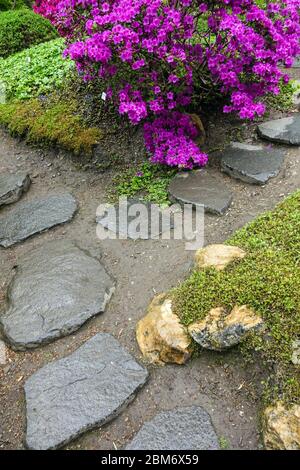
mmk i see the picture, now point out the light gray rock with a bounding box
[0,339,7,365]
[0,240,115,350]
[0,193,77,247]
[257,115,300,145]
[126,406,220,450]
[25,333,148,450]
[96,198,176,239]
[0,172,31,207]
[293,56,300,68]
[220,142,285,184]
[168,170,232,215]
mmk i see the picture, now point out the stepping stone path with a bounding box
[258,114,300,146]
[24,333,148,450]
[0,193,77,247]
[0,172,31,207]
[96,198,175,239]
[168,170,232,215]
[126,406,220,450]
[0,240,115,350]
[220,142,285,185]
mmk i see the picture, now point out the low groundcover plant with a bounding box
[34,0,300,168]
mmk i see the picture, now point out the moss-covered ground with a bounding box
[173,191,300,406]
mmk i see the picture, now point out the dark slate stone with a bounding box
[257,114,300,145]
[220,142,285,185]
[126,406,220,450]
[0,172,31,207]
[0,193,77,247]
[96,198,175,239]
[0,241,115,350]
[168,170,232,215]
[24,333,148,450]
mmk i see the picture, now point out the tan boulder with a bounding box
[188,305,264,351]
[263,402,300,450]
[195,244,246,271]
[136,294,191,365]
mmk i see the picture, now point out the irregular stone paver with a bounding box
[257,114,300,145]
[0,240,115,350]
[220,142,285,184]
[126,406,220,450]
[0,193,77,247]
[96,198,175,239]
[168,170,232,215]
[0,172,31,207]
[25,333,148,450]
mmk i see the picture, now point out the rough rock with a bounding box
[126,406,220,450]
[0,172,31,207]
[220,142,285,184]
[0,240,115,350]
[257,114,300,145]
[195,244,246,271]
[263,402,300,450]
[0,339,7,365]
[291,339,300,365]
[292,81,300,108]
[0,193,77,247]
[293,56,300,68]
[96,198,176,240]
[136,293,191,365]
[24,333,148,450]
[188,305,264,351]
[168,170,232,215]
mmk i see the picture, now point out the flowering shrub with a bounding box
[34,0,300,168]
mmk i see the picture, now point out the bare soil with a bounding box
[0,81,300,450]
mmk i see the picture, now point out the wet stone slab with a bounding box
[96,198,176,239]
[0,240,115,350]
[126,406,220,450]
[25,333,148,450]
[0,172,31,207]
[0,193,77,247]
[168,170,232,215]
[220,142,285,185]
[257,114,300,146]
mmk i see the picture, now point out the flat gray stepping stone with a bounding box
[220,142,285,185]
[257,114,300,145]
[0,240,115,350]
[0,193,77,247]
[126,406,220,450]
[96,198,175,239]
[24,333,148,450]
[168,170,232,215]
[0,172,31,207]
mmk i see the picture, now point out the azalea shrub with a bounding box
[34,0,300,168]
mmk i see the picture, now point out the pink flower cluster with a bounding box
[34,0,300,168]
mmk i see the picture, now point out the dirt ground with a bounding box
[0,89,300,450]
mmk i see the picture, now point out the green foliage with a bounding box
[266,80,300,112]
[173,191,300,406]
[0,9,57,59]
[0,39,73,101]
[0,98,102,155]
[110,162,177,207]
[0,0,30,11]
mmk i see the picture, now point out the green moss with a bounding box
[0,9,57,59]
[0,98,102,155]
[0,38,73,101]
[173,192,300,406]
[109,162,177,206]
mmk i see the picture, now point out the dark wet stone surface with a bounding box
[0,172,31,207]
[257,114,300,145]
[25,333,148,450]
[96,198,176,239]
[0,240,115,350]
[220,142,285,184]
[0,193,77,247]
[168,170,232,215]
[126,406,220,450]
